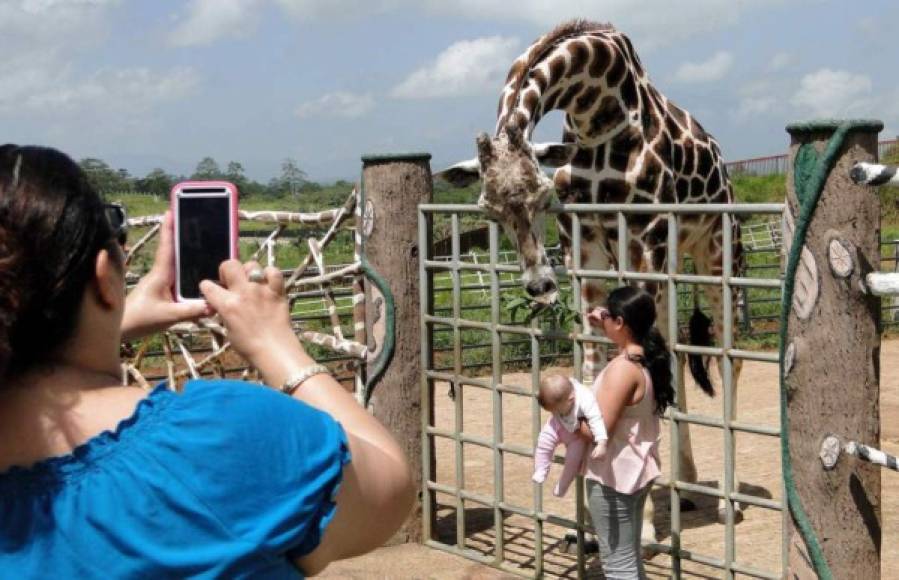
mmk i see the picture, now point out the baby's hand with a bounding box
[591,440,608,460]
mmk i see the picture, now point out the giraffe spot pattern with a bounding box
[593,143,606,171]
[588,38,612,78]
[575,85,600,115]
[567,41,590,77]
[635,154,662,194]
[589,96,626,139]
[572,147,594,169]
[556,81,585,111]
[605,51,626,87]
[599,178,629,202]
[548,56,567,86]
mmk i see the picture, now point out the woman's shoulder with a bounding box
[599,356,644,394]
[168,378,341,436]
[606,354,646,378]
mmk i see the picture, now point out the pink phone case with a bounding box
[170,180,240,302]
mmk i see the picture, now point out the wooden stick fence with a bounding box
[120,189,371,395]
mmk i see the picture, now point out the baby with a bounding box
[532,374,608,497]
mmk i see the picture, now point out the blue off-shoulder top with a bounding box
[0,380,351,579]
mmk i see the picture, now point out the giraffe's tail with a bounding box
[688,305,715,396]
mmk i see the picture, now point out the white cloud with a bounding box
[20,0,117,14]
[19,67,199,113]
[169,0,262,47]
[672,51,733,83]
[737,96,777,119]
[294,91,375,119]
[768,52,794,72]
[0,2,198,116]
[391,36,520,99]
[274,0,399,19]
[790,68,873,118]
[418,0,808,50]
[163,0,811,51]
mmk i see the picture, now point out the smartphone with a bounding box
[171,181,239,301]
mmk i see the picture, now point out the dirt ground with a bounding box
[322,340,899,579]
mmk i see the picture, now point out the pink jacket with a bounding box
[532,382,607,497]
[532,416,591,497]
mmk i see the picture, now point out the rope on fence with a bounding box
[845,441,899,472]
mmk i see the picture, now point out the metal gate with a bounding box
[419,201,786,578]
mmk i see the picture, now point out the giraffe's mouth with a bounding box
[523,270,559,305]
[531,288,559,306]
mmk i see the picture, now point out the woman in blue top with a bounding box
[0,145,414,578]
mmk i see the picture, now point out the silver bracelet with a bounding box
[280,364,331,396]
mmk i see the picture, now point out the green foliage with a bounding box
[279,158,308,199]
[80,157,134,195]
[883,143,899,165]
[135,168,175,197]
[192,157,222,180]
[433,179,479,204]
[502,286,581,328]
[730,173,786,204]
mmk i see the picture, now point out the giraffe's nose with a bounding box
[525,277,557,298]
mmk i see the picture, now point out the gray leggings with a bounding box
[586,480,650,580]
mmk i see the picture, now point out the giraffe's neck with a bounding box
[496,27,732,208]
[496,29,650,147]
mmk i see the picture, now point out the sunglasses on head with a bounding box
[103,202,128,246]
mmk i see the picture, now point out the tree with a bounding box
[225,161,245,182]
[192,157,221,180]
[280,158,307,199]
[265,176,285,198]
[136,168,175,197]
[80,158,131,194]
[224,160,249,194]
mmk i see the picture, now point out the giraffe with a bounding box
[436,20,746,548]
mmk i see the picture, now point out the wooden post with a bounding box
[360,153,433,544]
[783,120,882,578]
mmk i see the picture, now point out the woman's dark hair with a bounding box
[0,145,119,381]
[606,286,675,415]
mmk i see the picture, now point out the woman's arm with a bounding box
[199,260,414,576]
[121,211,210,341]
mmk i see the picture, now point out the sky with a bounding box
[2,0,898,183]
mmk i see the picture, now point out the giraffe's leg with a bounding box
[577,226,611,385]
[693,226,744,524]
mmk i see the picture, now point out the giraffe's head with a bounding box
[436,125,577,304]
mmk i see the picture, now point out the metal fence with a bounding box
[725,139,898,177]
[419,202,786,578]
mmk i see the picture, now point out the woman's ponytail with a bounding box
[637,326,674,415]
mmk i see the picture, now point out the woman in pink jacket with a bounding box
[580,286,676,579]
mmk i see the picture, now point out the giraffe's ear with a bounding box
[434,158,481,188]
[533,142,578,168]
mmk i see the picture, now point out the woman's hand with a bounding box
[585,306,608,328]
[199,259,307,379]
[121,211,210,341]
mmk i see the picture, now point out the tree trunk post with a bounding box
[360,153,434,544]
[783,120,883,578]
